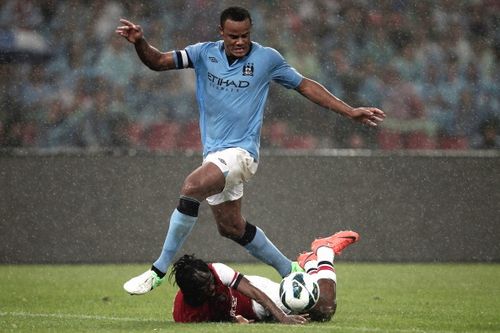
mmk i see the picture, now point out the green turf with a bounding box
[0,263,498,332]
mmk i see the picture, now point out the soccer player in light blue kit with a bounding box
[116,7,385,295]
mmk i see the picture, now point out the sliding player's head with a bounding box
[171,254,215,306]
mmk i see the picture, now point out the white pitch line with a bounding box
[0,311,163,323]
[1,311,459,333]
[285,323,455,333]
[311,326,452,333]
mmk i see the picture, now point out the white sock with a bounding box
[304,259,318,275]
[315,246,336,283]
[316,246,334,263]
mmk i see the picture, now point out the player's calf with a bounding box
[309,279,336,321]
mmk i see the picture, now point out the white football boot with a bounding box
[123,270,163,295]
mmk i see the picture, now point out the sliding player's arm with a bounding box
[236,276,308,325]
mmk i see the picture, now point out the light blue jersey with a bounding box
[175,41,303,159]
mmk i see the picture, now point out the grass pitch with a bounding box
[0,263,498,333]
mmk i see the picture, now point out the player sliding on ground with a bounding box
[116,6,384,296]
[170,231,359,323]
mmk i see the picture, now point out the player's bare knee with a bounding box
[181,179,201,197]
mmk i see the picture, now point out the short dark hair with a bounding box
[220,6,252,27]
[170,254,213,307]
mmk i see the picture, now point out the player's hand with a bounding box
[115,18,144,44]
[234,315,254,324]
[349,107,386,127]
[280,313,309,325]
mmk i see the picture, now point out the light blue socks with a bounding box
[244,226,292,277]
[153,209,197,273]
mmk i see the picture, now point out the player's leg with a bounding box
[123,163,225,295]
[204,148,293,278]
[308,246,337,321]
[306,230,360,321]
[153,162,225,272]
[210,200,292,277]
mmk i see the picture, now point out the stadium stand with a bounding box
[0,0,498,151]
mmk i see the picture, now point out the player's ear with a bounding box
[218,25,224,36]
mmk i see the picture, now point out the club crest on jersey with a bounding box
[242,63,254,76]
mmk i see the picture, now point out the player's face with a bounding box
[219,18,252,59]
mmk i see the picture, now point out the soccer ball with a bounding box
[279,272,319,312]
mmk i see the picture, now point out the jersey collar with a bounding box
[220,41,254,66]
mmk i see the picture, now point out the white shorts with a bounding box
[203,148,258,206]
[246,275,289,320]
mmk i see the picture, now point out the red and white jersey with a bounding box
[172,263,258,322]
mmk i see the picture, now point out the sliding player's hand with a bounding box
[280,313,309,324]
[234,315,254,324]
[116,19,144,44]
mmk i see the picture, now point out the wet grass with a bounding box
[0,263,499,332]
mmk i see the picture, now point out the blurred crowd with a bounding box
[0,0,499,151]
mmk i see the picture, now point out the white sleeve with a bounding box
[212,263,242,288]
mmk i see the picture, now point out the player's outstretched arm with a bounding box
[296,77,386,127]
[115,18,176,71]
[236,277,309,324]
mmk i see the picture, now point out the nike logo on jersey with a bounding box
[209,56,218,63]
